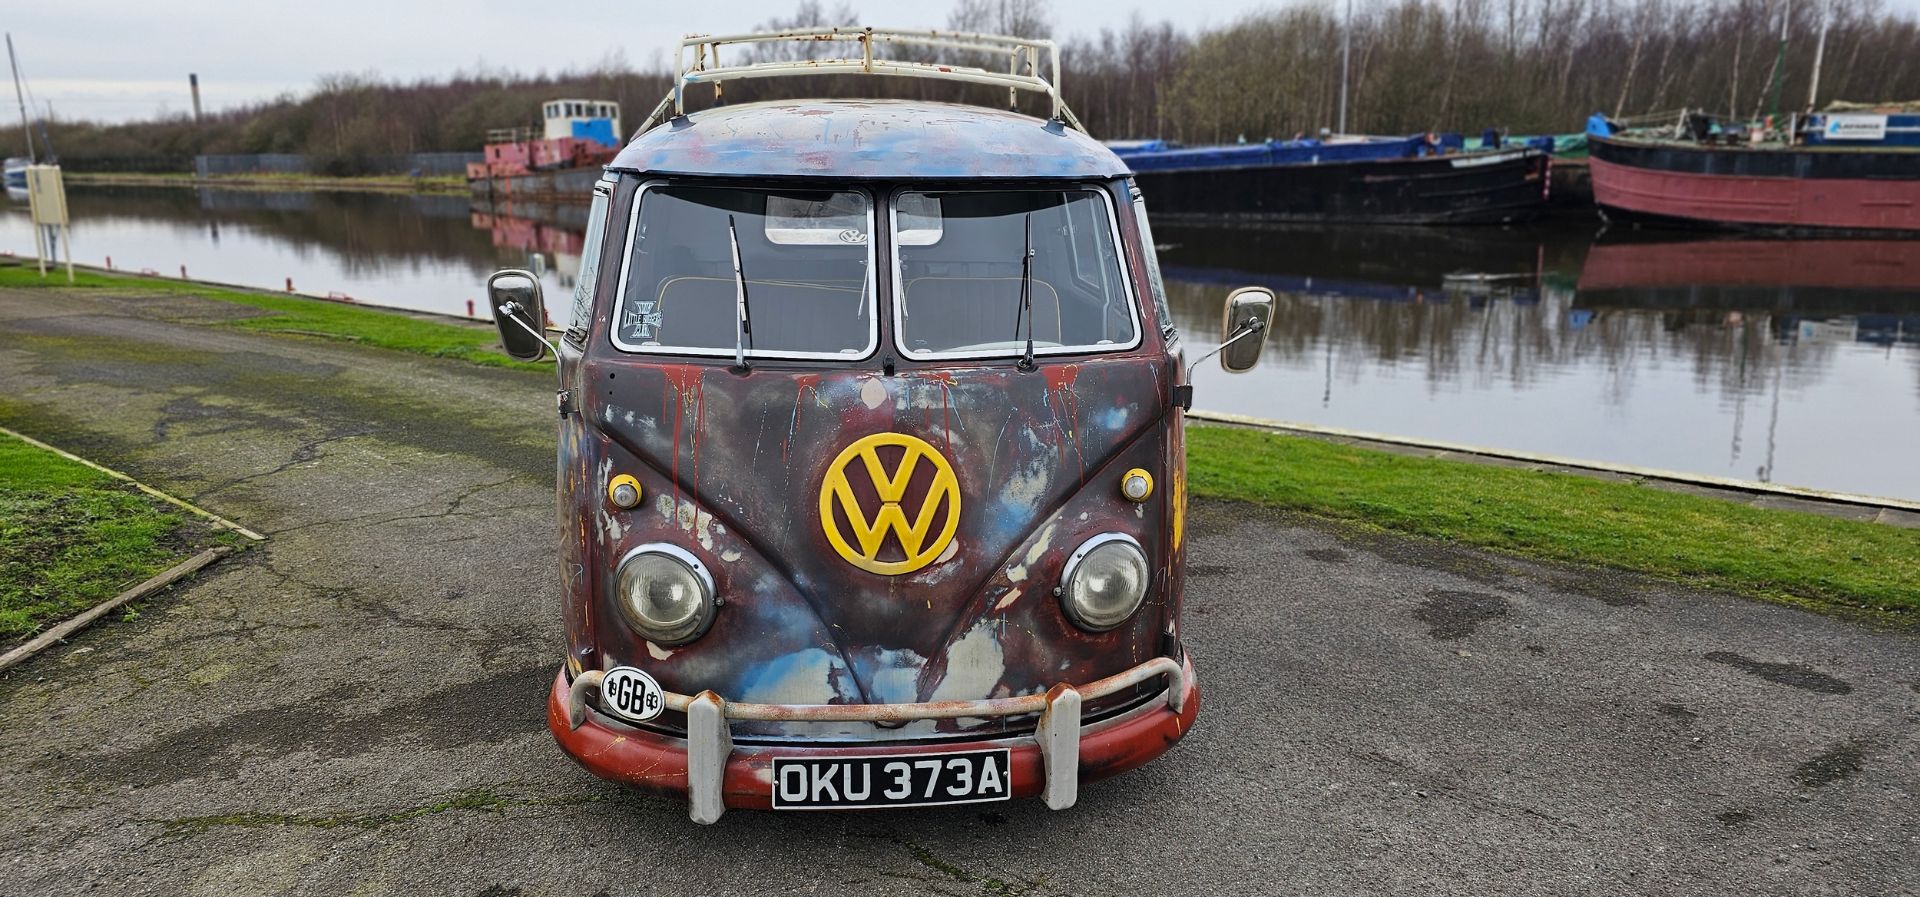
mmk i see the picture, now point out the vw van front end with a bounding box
[489,31,1273,824]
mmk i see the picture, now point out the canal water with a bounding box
[5,185,1917,502]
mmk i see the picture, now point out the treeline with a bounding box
[17,66,673,174]
[10,0,1920,172]
[1159,0,1920,142]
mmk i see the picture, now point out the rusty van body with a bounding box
[485,28,1273,823]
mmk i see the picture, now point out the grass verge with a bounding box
[0,432,233,648]
[0,266,541,369]
[1188,425,1920,625]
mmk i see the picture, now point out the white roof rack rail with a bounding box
[638,26,1084,134]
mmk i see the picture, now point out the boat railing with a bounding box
[485,127,537,145]
[638,26,1083,134]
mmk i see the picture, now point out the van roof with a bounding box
[608,99,1128,181]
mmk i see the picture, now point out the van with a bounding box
[487,27,1272,823]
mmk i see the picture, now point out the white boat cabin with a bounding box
[542,99,622,145]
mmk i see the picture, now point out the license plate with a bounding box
[770,748,1012,810]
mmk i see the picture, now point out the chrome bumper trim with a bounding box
[565,655,1185,823]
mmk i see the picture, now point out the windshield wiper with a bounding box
[1012,211,1036,372]
[726,214,754,372]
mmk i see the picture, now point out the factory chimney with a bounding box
[190,73,202,122]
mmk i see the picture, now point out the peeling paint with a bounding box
[737,648,845,705]
[859,376,887,409]
[927,622,1006,703]
[567,331,1175,741]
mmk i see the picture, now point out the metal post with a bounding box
[28,195,45,277]
[1338,0,1352,134]
[1049,43,1061,121]
[1008,45,1020,112]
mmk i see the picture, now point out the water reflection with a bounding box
[0,185,567,323]
[1165,224,1920,501]
[3,186,1915,500]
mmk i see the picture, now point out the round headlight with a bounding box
[614,545,716,646]
[1059,534,1150,632]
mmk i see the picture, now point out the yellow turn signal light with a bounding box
[608,474,643,509]
[1120,468,1154,502]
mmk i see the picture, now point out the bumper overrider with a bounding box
[547,655,1200,823]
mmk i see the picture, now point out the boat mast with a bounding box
[7,33,35,163]
[1338,0,1352,134]
[1806,0,1830,111]
[1764,0,1791,123]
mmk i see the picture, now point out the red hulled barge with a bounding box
[1589,105,1920,235]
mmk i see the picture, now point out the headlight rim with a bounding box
[612,542,717,646]
[1058,532,1151,632]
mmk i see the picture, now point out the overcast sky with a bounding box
[13,0,1920,124]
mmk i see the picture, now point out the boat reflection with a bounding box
[4,184,1913,500]
[1160,224,1920,501]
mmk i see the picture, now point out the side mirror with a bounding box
[488,269,551,362]
[1218,287,1275,373]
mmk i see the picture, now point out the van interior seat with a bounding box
[900,276,1062,352]
[647,276,867,354]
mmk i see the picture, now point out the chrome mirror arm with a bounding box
[498,300,558,362]
[1185,317,1267,383]
[1171,318,1266,411]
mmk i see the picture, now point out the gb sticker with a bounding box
[601,666,666,723]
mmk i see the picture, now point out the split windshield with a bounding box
[612,184,1137,361]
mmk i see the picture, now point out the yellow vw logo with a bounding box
[819,433,961,576]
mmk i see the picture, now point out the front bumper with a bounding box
[546,655,1200,823]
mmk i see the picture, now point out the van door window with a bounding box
[566,187,613,343]
[613,185,877,359]
[891,189,1139,359]
[1130,190,1176,339]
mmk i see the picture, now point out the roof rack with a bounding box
[638,26,1084,134]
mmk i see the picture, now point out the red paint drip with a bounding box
[662,364,704,504]
[1044,364,1086,481]
[921,371,958,453]
[786,373,820,462]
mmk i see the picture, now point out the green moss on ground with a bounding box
[1188,425,1920,624]
[0,266,542,370]
[0,432,229,646]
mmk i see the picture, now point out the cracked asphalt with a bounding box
[0,286,1915,896]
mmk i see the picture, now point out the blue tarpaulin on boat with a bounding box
[571,118,617,147]
[1112,134,1461,172]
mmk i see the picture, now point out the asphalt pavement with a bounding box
[0,286,1914,897]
